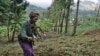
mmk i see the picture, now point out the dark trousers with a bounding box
[18,40,34,56]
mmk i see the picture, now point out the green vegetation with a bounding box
[0,0,100,56]
[0,35,100,56]
[37,19,53,31]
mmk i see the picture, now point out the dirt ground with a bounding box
[84,28,100,35]
[0,30,100,56]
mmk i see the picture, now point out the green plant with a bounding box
[37,18,53,31]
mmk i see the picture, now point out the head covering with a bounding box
[29,11,39,17]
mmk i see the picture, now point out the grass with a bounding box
[35,35,100,56]
[0,35,100,56]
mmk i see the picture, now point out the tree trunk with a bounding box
[57,9,62,33]
[72,0,80,36]
[54,20,58,31]
[7,18,10,41]
[11,27,16,42]
[65,0,71,34]
[57,18,60,33]
[60,8,65,33]
[95,5,100,23]
[11,1,17,42]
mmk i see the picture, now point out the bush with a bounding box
[37,18,53,31]
[0,26,7,37]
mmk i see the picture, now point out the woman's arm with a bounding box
[20,22,28,39]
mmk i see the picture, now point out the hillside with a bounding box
[72,1,97,16]
[24,4,47,19]
[74,1,97,10]
[26,5,46,14]
[0,34,100,56]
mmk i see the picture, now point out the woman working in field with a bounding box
[18,11,39,56]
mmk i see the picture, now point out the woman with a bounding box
[18,11,39,56]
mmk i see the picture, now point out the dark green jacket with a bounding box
[20,20,37,39]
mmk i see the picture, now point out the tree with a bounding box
[65,0,72,34]
[0,0,29,42]
[44,0,73,35]
[0,0,12,40]
[10,0,29,42]
[72,0,80,36]
[60,8,65,33]
[95,5,100,23]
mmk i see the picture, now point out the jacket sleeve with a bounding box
[33,31,38,37]
[20,22,28,39]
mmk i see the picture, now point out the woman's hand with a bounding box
[27,37,33,41]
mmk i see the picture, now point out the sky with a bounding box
[26,0,98,8]
[26,0,52,8]
[74,0,98,3]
